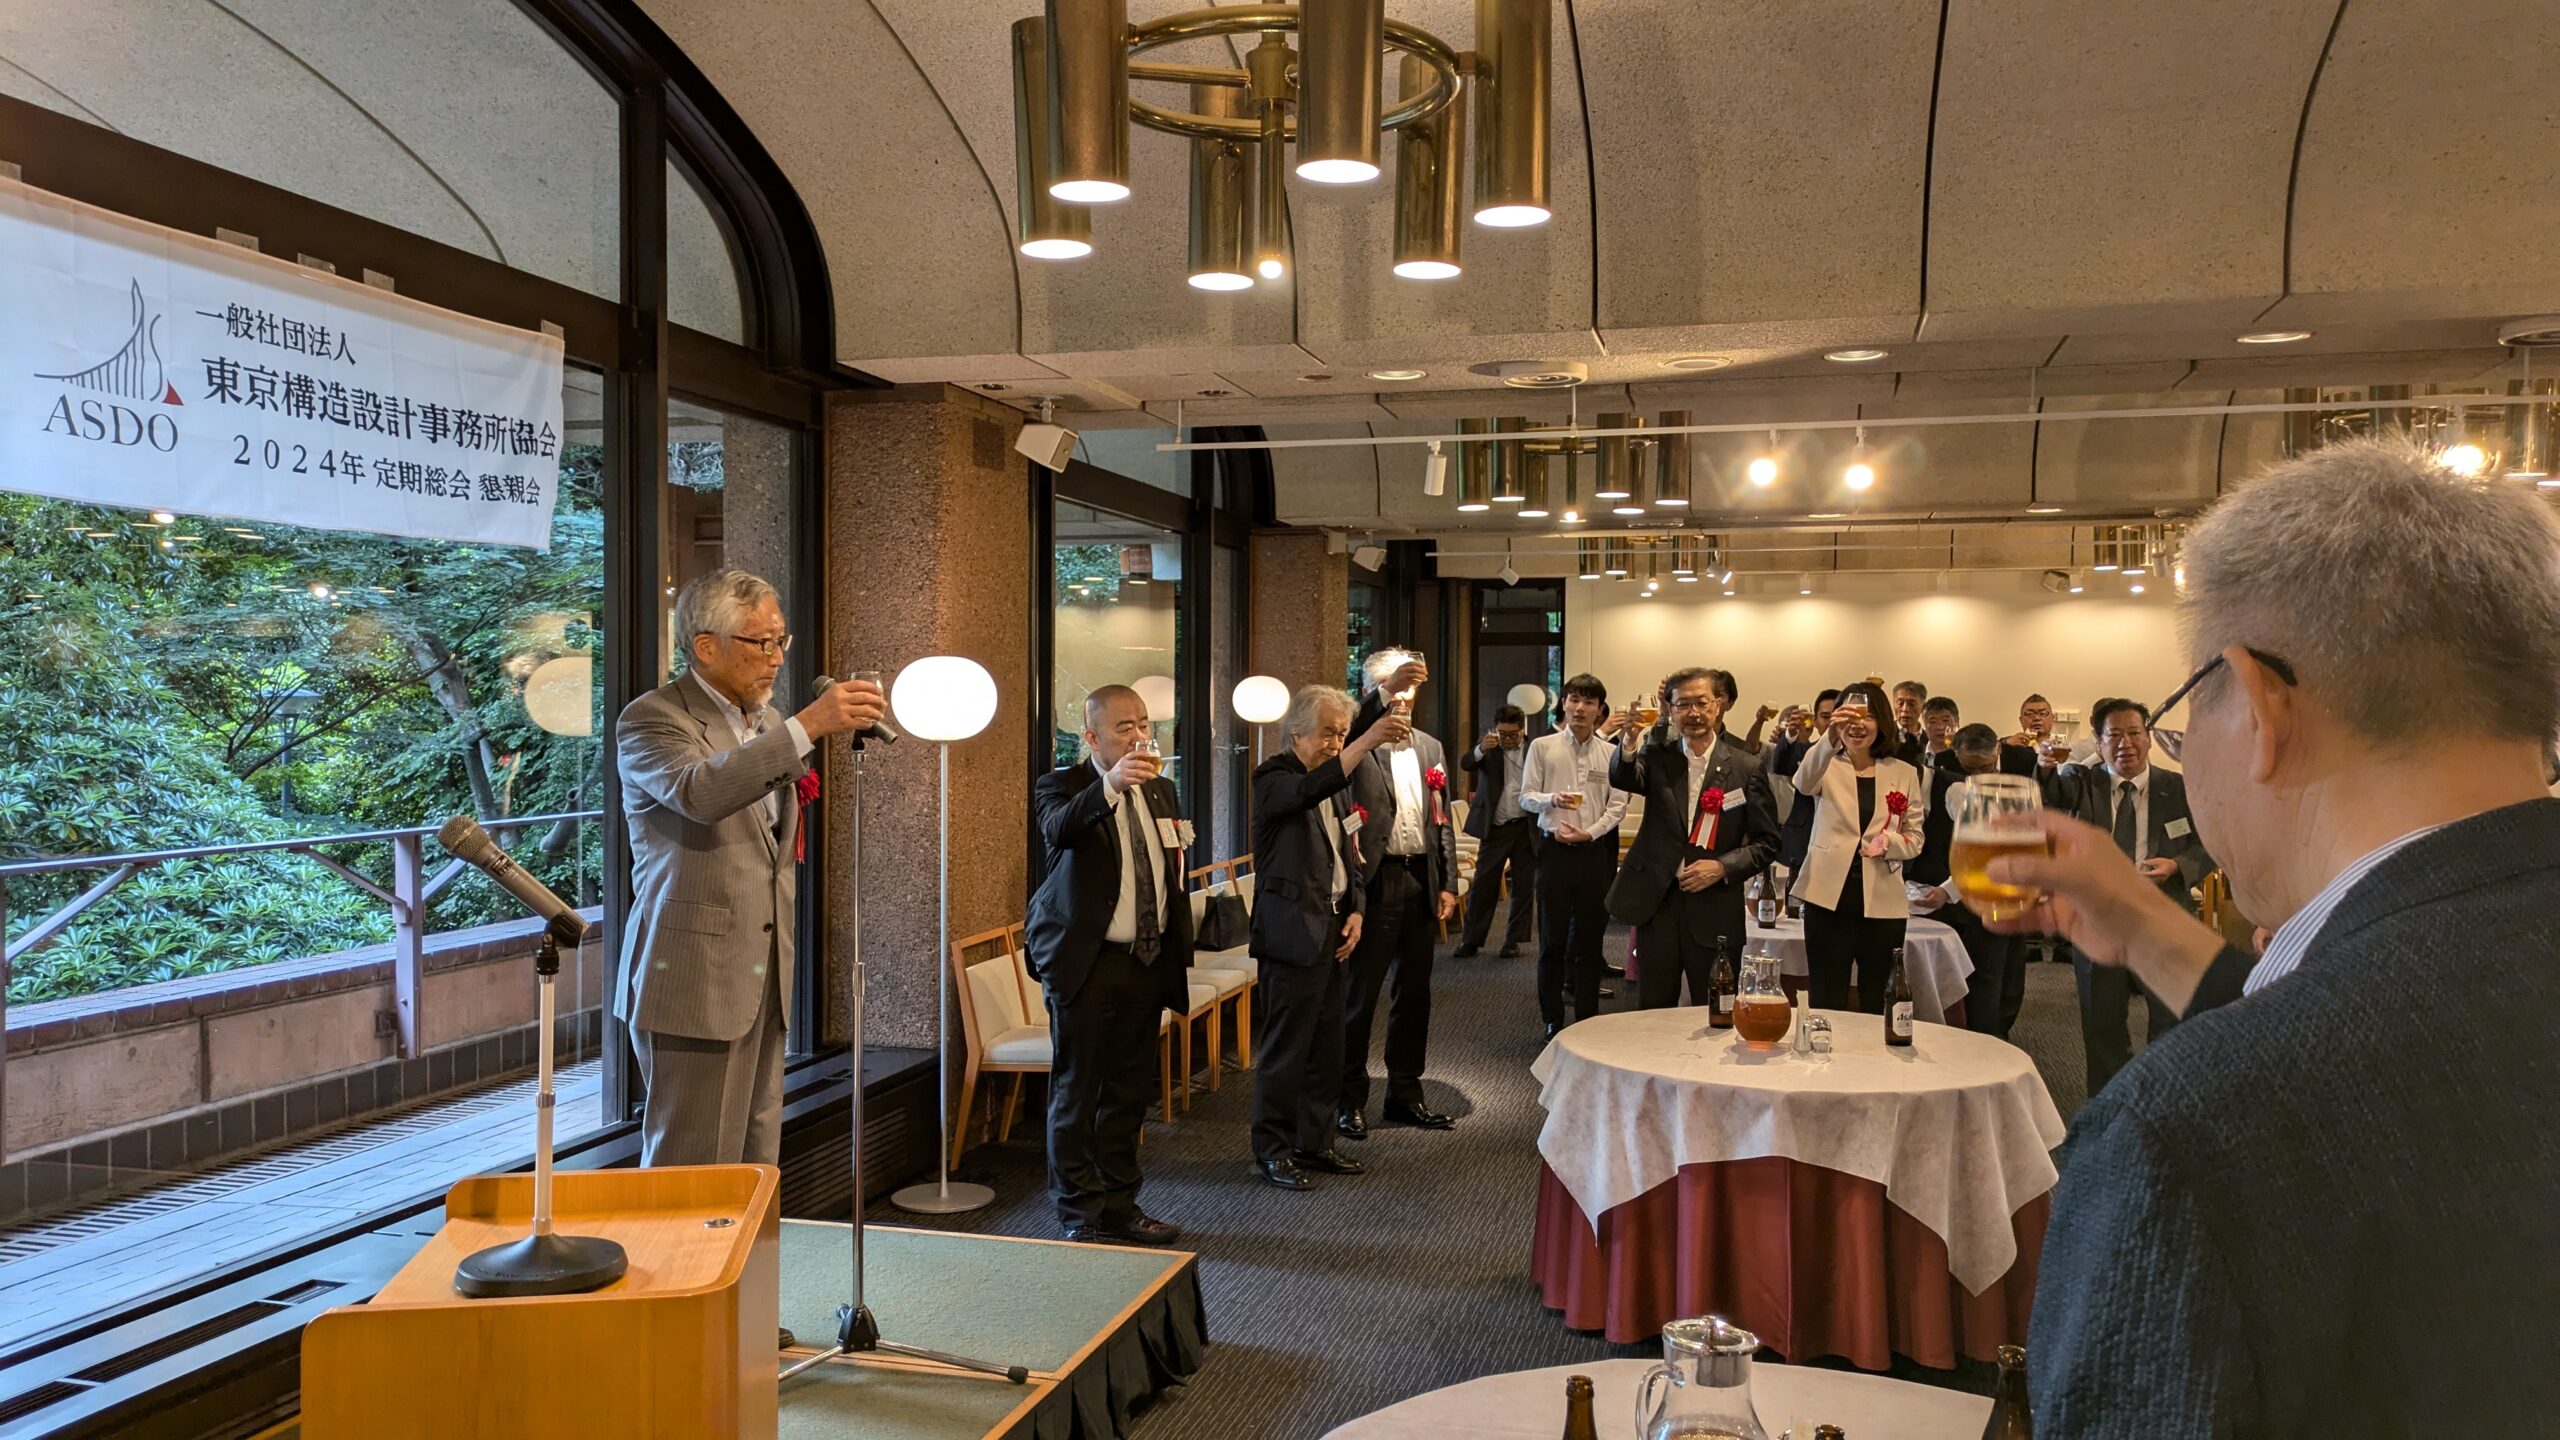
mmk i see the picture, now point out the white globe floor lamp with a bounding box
[1508,683,1549,733]
[888,656,1002,1216]
[1234,674,1289,763]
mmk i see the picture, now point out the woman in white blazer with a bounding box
[1791,680,1928,1012]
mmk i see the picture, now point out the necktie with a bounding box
[2112,779,2138,859]
[1122,789,1160,962]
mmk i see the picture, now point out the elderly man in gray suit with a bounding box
[615,568,883,1167]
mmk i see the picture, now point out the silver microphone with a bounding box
[814,673,900,744]
[437,815,591,945]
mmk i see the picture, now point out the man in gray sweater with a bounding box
[1985,436,2560,1435]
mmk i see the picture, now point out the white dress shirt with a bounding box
[692,670,813,828]
[2105,764,2153,863]
[1492,744,1527,824]
[1521,729,1629,839]
[2245,824,2448,997]
[1323,795,1349,903]
[1094,757,1173,945]
[1682,734,1719,842]
[1385,746,1429,856]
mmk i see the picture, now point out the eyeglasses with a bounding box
[716,631,793,659]
[1670,697,1716,712]
[2147,647,2296,760]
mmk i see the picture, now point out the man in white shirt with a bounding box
[1338,652,1462,1136]
[1521,673,1631,1039]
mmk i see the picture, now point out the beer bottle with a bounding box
[1884,946,1914,1047]
[1709,936,1736,1028]
[1981,1344,2031,1439]
[1754,870,1778,928]
[1560,1374,1599,1440]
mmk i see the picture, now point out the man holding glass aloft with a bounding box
[1605,668,1779,1009]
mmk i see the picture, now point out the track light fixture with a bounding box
[1842,425,1875,492]
[1422,440,1449,497]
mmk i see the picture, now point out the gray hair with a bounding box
[1360,648,1417,693]
[2184,435,2560,744]
[1952,722,2001,761]
[672,568,779,664]
[1284,683,1354,738]
[1084,683,1142,729]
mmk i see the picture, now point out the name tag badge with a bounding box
[1342,811,1364,836]
[2165,817,2193,839]
[1155,816,1182,851]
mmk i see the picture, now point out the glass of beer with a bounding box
[1950,773,2046,922]
[1733,952,1792,1046]
[1636,696,1662,728]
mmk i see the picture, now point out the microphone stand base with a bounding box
[454,1231,629,1298]
[778,1303,1030,1385]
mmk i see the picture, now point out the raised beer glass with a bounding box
[1950,773,2045,921]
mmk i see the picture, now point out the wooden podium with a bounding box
[302,1164,781,1439]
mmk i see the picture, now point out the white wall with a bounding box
[1566,572,2190,738]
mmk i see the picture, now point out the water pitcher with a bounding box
[1634,1316,1770,1440]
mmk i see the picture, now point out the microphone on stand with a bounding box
[813,674,900,745]
[437,816,589,945]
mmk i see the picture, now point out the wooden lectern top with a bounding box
[376,1164,767,1304]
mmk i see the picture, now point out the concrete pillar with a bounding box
[819,386,1030,1048]
[1248,530,1350,702]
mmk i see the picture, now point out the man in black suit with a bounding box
[1605,668,1779,1009]
[1977,436,2560,1436]
[1890,678,1930,755]
[1453,704,1536,958]
[2041,696,2213,1094]
[1909,723,2023,1038]
[1025,685,1195,1244]
[1246,684,1402,1191]
[1337,652,1462,1136]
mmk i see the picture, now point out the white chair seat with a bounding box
[1188,964,1251,996]
[1185,980,1218,1011]
[984,1026,1053,1065]
[1193,943,1252,966]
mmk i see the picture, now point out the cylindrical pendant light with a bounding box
[1045,0,1130,203]
[1557,445,1584,522]
[1298,0,1384,184]
[1472,0,1551,227]
[1653,410,1692,506]
[1013,19,1094,259]
[1576,537,1601,580]
[1491,416,1528,502]
[1602,536,1631,576]
[1455,418,1493,511]
[1392,53,1464,279]
[1614,437,1651,515]
[1247,33,1293,282]
[1187,83,1254,291]
[1668,535,1697,575]
[1519,449,1551,517]
[1595,413,1638,501]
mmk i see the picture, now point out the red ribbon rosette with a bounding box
[1689,785,1727,848]
[1424,765,1448,791]
[1885,789,1910,818]
[793,770,821,861]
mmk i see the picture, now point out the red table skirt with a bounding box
[1531,1155,2046,1369]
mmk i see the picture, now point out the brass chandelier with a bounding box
[1011,0,1554,289]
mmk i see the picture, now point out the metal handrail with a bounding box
[0,810,607,1079]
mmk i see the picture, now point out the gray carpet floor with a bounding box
[886,910,2142,1440]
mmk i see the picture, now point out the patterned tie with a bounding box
[2112,779,2139,859]
[1122,789,1160,962]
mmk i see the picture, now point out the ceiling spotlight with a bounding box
[1369,368,1426,382]
[1667,355,1732,371]
[1675,573,1699,583]
[2068,574,2085,594]
[150,510,176,524]
[2439,442,2488,477]
[1824,348,1888,364]
[2129,582,2147,595]
[1259,257,1287,280]
[2236,330,2311,344]
[1747,455,1778,487]
[1498,541,1520,587]
[1842,425,1875,491]
[1799,576,1814,595]
[1721,587,1735,597]
[1645,578,1660,592]
[1351,542,1389,571]
[1423,440,1450,497]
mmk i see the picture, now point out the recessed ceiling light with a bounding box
[1667,356,1732,371]
[1367,368,1427,382]
[2236,330,2311,345]
[2026,504,2064,515]
[1824,348,1888,364]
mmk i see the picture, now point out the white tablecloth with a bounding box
[1532,1008,2065,1294]
[1321,1358,1990,1440]
[1746,913,1973,1023]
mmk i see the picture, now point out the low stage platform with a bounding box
[258,1222,1204,1440]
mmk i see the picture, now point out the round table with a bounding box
[1530,1007,2065,1368]
[1321,1358,1990,1440]
[1750,912,1973,1024]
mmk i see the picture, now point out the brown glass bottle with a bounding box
[1884,945,1914,1046]
[1709,936,1736,1028]
[1981,1344,2031,1438]
[1561,1374,1598,1440]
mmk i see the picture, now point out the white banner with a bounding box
[0,177,567,551]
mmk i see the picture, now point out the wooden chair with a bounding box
[948,922,1177,1168]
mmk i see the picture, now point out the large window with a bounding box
[1052,501,1186,779]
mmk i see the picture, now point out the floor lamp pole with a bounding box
[892,742,994,1214]
[784,739,1024,1386]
